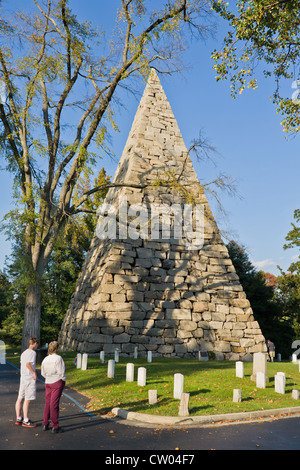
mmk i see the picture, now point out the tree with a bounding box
[227,240,294,357]
[0,271,14,327]
[0,0,214,350]
[211,0,300,133]
[2,168,110,345]
[2,225,90,345]
[277,209,300,339]
[265,272,278,288]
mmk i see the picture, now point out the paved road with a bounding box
[1,362,300,453]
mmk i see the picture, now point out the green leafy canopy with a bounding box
[212,0,300,133]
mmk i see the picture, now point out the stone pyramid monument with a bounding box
[59,70,267,360]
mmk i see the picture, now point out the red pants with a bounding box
[42,379,65,429]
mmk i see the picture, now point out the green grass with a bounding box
[6,347,300,417]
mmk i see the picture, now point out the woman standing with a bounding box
[41,341,66,433]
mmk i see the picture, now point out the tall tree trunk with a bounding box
[21,278,41,352]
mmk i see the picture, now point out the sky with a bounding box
[0,0,299,276]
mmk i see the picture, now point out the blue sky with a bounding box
[0,0,299,275]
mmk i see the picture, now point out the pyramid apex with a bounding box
[107,66,190,188]
[148,68,160,81]
[144,68,164,90]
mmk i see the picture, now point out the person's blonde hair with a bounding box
[48,341,59,355]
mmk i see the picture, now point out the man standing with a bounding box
[267,339,276,362]
[15,337,39,428]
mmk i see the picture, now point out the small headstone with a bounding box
[147,351,152,363]
[173,373,184,399]
[81,353,88,370]
[275,372,285,394]
[292,353,298,363]
[292,389,299,400]
[137,367,146,386]
[251,352,268,382]
[134,346,138,359]
[198,351,208,362]
[107,359,115,378]
[178,392,190,417]
[114,348,120,363]
[0,340,6,365]
[256,371,266,389]
[126,363,134,382]
[278,371,286,383]
[76,353,82,369]
[236,361,244,378]
[233,389,242,402]
[100,351,105,363]
[277,353,281,362]
[148,390,157,405]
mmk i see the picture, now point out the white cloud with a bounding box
[252,259,277,271]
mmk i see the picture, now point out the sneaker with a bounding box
[42,424,49,431]
[51,427,63,433]
[22,419,36,428]
[15,417,23,426]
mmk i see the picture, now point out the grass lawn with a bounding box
[6,347,300,417]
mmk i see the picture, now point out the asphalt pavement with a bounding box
[1,362,300,454]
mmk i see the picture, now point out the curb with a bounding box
[111,406,300,427]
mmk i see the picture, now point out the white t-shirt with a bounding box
[20,348,36,381]
[41,353,66,384]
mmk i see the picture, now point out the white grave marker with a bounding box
[178,393,190,417]
[275,372,286,394]
[107,359,115,378]
[148,390,157,405]
[114,348,120,363]
[126,363,134,382]
[251,352,268,382]
[292,353,298,363]
[137,367,146,386]
[81,353,88,370]
[76,353,82,369]
[100,351,105,363]
[147,351,152,363]
[236,361,244,378]
[256,371,266,389]
[233,389,242,402]
[173,373,184,399]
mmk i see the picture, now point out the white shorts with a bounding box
[18,379,36,401]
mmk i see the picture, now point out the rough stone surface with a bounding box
[58,70,267,360]
[178,392,190,417]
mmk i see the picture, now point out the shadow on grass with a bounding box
[189,404,215,414]
[241,397,255,402]
[190,389,210,396]
[106,397,172,413]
